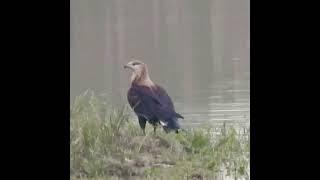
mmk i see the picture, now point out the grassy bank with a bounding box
[70,90,250,180]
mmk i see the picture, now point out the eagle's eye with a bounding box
[132,62,140,66]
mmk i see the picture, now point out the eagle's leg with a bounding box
[153,125,157,135]
[162,126,169,133]
[150,120,157,135]
[138,117,146,136]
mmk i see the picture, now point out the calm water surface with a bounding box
[70,0,250,128]
[172,79,249,128]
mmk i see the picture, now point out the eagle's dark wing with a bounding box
[153,85,184,119]
[127,85,157,120]
[127,85,183,127]
[153,85,174,108]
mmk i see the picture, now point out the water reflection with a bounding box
[70,0,250,128]
[174,79,249,128]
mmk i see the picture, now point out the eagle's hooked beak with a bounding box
[123,64,132,70]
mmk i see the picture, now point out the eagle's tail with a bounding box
[160,117,180,133]
[175,112,184,119]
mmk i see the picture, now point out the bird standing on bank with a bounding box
[124,59,184,135]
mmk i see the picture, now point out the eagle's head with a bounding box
[124,58,154,87]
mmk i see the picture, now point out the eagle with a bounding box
[124,59,184,135]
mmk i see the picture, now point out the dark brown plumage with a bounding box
[124,59,183,135]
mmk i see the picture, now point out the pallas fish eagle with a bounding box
[124,59,184,135]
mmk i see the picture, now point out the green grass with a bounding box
[70,90,250,180]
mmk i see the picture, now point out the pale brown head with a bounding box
[124,59,155,86]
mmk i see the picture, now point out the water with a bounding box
[71,2,250,179]
[70,0,250,127]
[174,79,250,128]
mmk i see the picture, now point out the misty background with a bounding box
[70,0,250,127]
